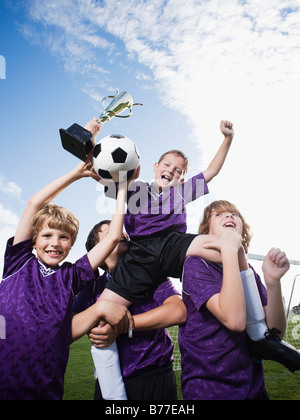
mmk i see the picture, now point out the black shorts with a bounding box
[106,232,197,302]
[94,364,177,401]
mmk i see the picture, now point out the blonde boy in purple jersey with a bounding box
[0,120,135,400]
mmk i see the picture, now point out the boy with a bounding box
[179,201,293,399]
[101,120,234,304]
[72,220,187,400]
[0,120,134,400]
[90,121,233,398]
[93,121,300,398]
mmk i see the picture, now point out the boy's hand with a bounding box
[128,165,140,186]
[203,230,242,254]
[88,321,117,348]
[262,248,290,287]
[96,300,134,336]
[85,118,102,142]
[71,118,102,182]
[118,165,140,193]
[220,120,234,140]
[74,160,101,182]
[238,245,249,272]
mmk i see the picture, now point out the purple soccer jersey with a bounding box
[0,238,95,400]
[105,172,209,238]
[179,256,268,400]
[73,272,178,379]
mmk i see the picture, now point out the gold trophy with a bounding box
[60,90,142,161]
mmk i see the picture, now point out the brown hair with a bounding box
[85,220,111,271]
[31,204,79,247]
[198,200,252,254]
[85,220,111,252]
[158,150,189,176]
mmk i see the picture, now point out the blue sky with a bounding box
[1,0,300,304]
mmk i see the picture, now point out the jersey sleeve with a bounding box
[179,172,209,205]
[64,254,97,296]
[72,272,107,313]
[2,237,35,281]
[152,279,180,306]
[72,282,95,313]
[182,256,221,311]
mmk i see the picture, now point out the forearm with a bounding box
[207,248,246,332]
[264,282,286,338]
[14,167,83,245]
[186,234,222,263]
[219,250,247,329]
[72,304,101,343]
[133,297,187,331]
[261,248,290,339]
[87,185,127,271]
[203,136,232,183]
[108,183,127,243]
[29,168,81,210]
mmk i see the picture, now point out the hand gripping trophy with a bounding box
[60,90,143,161]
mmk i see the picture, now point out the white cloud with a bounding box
[18,0,116,79]
[16,0,300,265]
[0,204,19,228]
[0,226,16,279]
[0,205,19,279]
[0,176,22,199]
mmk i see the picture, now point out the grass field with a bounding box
[63,334,300,400]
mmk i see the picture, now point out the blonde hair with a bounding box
[198,200,252,254]
[158,150,189,176]
[31,204,79,246]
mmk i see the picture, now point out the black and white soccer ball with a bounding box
[93,134,140,184]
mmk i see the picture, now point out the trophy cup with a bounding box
[60,90,143,161]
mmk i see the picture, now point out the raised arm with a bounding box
[13,163,98,246]
[87,165,140,272]
[263,248,290,339]
[14,120,102,246]
[202,120,234,183]
[86,182,127,271]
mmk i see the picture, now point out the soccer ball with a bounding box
[93,134,140,184]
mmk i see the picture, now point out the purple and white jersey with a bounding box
[0,238,95,400]
[105,172,209,238]
[179,256,267,400]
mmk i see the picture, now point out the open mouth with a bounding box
[223,222,236,228]
[46,250,63,256]
[161,175,172,183]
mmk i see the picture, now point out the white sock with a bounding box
[91,342,127,400]
[241,268,268,341]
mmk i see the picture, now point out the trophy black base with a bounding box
[60,123,93,161]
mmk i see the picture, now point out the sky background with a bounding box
[1,0,300,307]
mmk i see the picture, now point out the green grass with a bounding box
[63,334,300,400]
[63,335,95,400]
